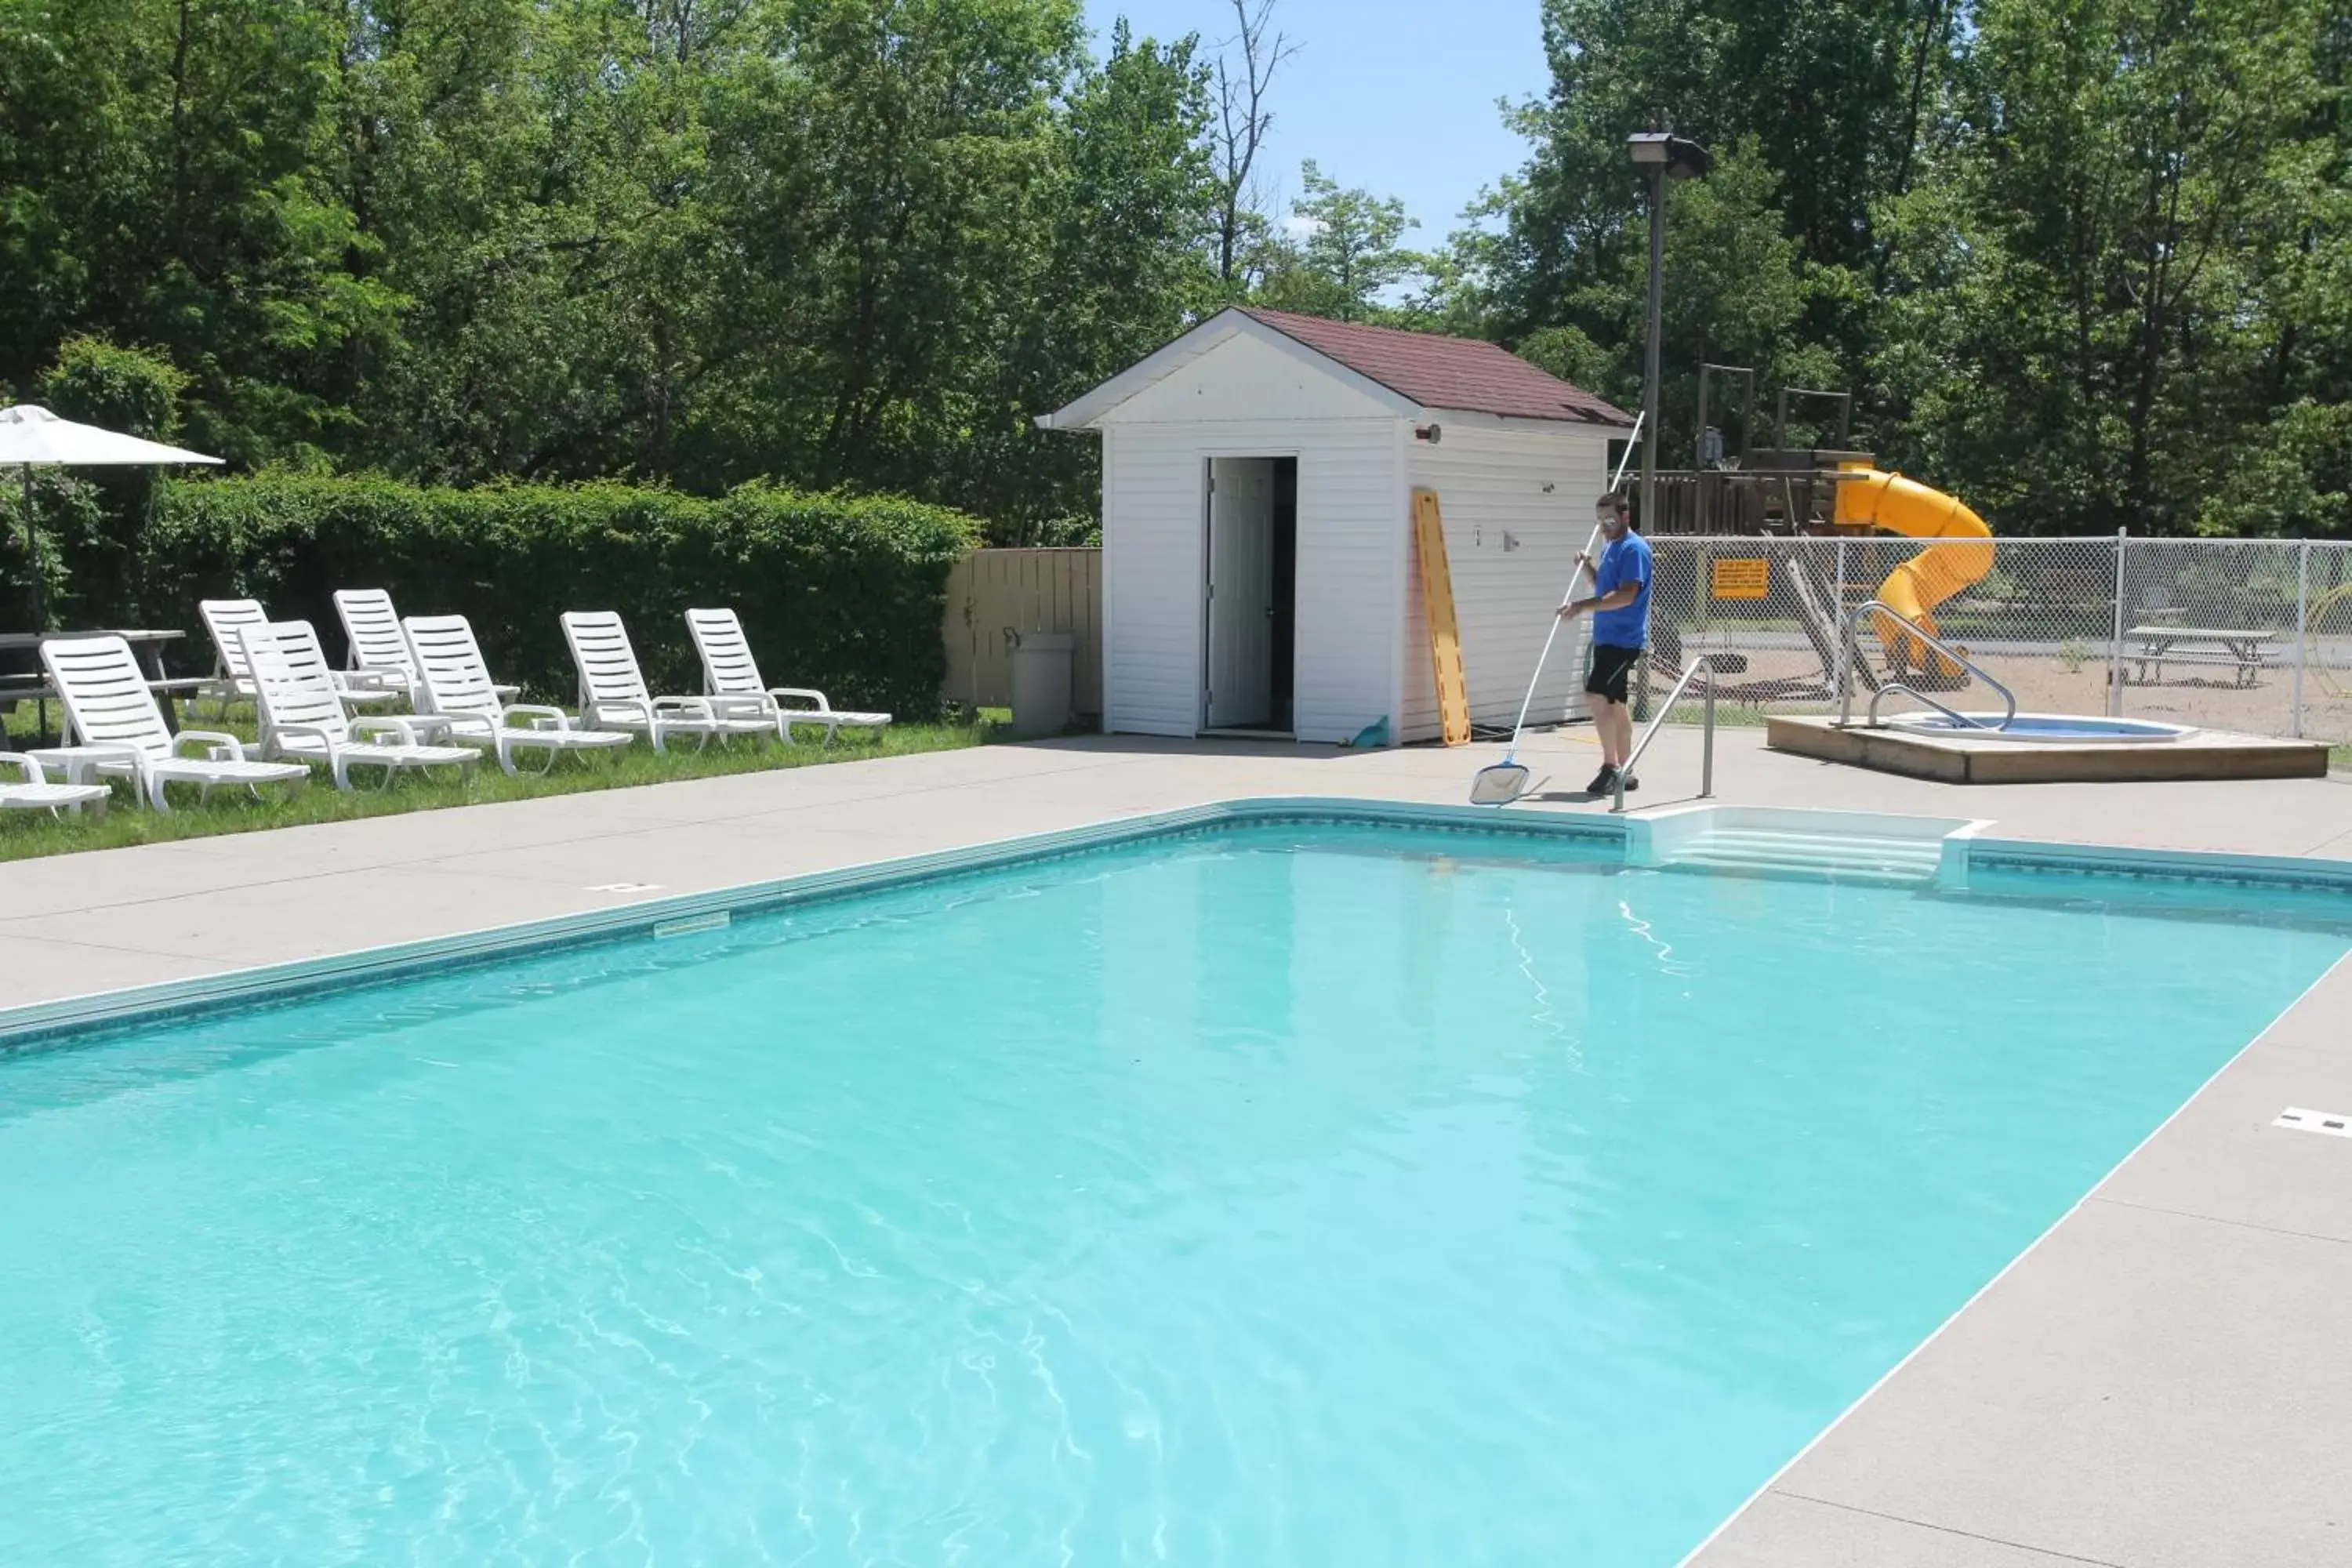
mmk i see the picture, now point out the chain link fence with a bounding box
[1634,536,2352,747]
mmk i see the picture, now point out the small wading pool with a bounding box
[1885,710,2197,742]
[2,818,2346,1565]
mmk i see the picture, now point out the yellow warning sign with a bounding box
[1711,558,1771,601]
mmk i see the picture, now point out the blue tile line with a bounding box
[1962,847,2352,894]
[9,798,2347,1052]
[0,799,1623,1051]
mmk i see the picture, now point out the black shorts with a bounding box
[1585,642,1643,703]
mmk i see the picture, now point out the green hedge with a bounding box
[141,477,979,715]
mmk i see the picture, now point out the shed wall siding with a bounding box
[1400,423,1613,743]
[1292,422,1406,744]
[1102,417,1403,742]
[1100,424,1200,735]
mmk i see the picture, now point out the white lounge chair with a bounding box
[0,753,110,818]
[38,635,309,811]
[334,588,514,708]
[196,597,269,713]
[401,614,632,775]
[206,594,397,716]
[684,608,891,744]
[276,610,425,722]
[561,611,771,753]
[242,620,477,790]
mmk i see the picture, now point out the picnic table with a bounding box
[0,628,198,740]
[2124,624,2278,687]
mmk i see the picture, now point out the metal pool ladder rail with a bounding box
[1838,599,2017,733]
[1613,655,1726,814]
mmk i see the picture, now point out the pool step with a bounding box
[1661,828,1944,885]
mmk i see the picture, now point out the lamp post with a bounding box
[1625,132,1710,534]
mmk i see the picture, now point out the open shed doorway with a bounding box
[1202,456,1298,735]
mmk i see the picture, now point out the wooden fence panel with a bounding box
[942,548,1103,715]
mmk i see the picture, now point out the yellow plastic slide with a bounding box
[1833,463,1994,683]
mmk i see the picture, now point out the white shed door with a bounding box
[1204,457,1276,728]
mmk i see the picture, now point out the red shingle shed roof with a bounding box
[1241,308,1633,427]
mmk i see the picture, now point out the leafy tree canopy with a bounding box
[2,0,2344,538]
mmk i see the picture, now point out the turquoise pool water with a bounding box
[2,822,2346,1566]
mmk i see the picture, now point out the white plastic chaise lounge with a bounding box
[561,611,772,753]
[196,597,269,713]
[270,608,426,729]
[334,588,515,708]
[38,635,309,811]
[401,614,633,775]
[241,620,477,790]
[205,595,397,716]
[0,753,110,818]
[684,608,891,744]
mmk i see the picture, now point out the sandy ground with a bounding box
[1660,637,2352,744]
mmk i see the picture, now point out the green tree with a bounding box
[330,0,759,485]
[0,0,401,466]
[0,0,1231,538]
[1253,161,1421,322]
[37,336,191,618]
[1467,0,2350,537]
[1483,0,1958,327]
[718,0,1082,500]
[1882,0,2341,533]
[970,19,1220,530]
[1454,135,1833,448]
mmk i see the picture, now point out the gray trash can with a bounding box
[1007,630,1074,739]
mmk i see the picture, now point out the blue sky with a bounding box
[1078,0,1552,243]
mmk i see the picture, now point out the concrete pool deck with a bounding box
[4,727,2349,1566]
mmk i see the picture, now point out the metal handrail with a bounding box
[1838,599,2017,731]
[1613,654,1724,814]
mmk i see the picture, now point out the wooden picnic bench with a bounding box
[2124,625,2279,687]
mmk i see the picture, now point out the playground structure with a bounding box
[1623,378,2340,775]
[1629,376,1994,706]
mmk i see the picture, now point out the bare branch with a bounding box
[1210,0,1301,288]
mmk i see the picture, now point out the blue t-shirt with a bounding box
[1591,530,1653,648]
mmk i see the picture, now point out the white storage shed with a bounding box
[1036,307,1634,744]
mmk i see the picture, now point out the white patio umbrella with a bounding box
[1,404,222,631]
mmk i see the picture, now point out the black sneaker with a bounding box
[1586,764,1618,795]
[1617,772,1639,793]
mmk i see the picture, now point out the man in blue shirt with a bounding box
[1559,488,1653,794]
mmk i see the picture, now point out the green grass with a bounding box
[2332,742,2351,771]
[0,702,993,862]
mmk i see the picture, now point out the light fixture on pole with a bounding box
[1626,131,1710,535]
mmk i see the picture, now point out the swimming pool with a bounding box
[3,819,2344,1565]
